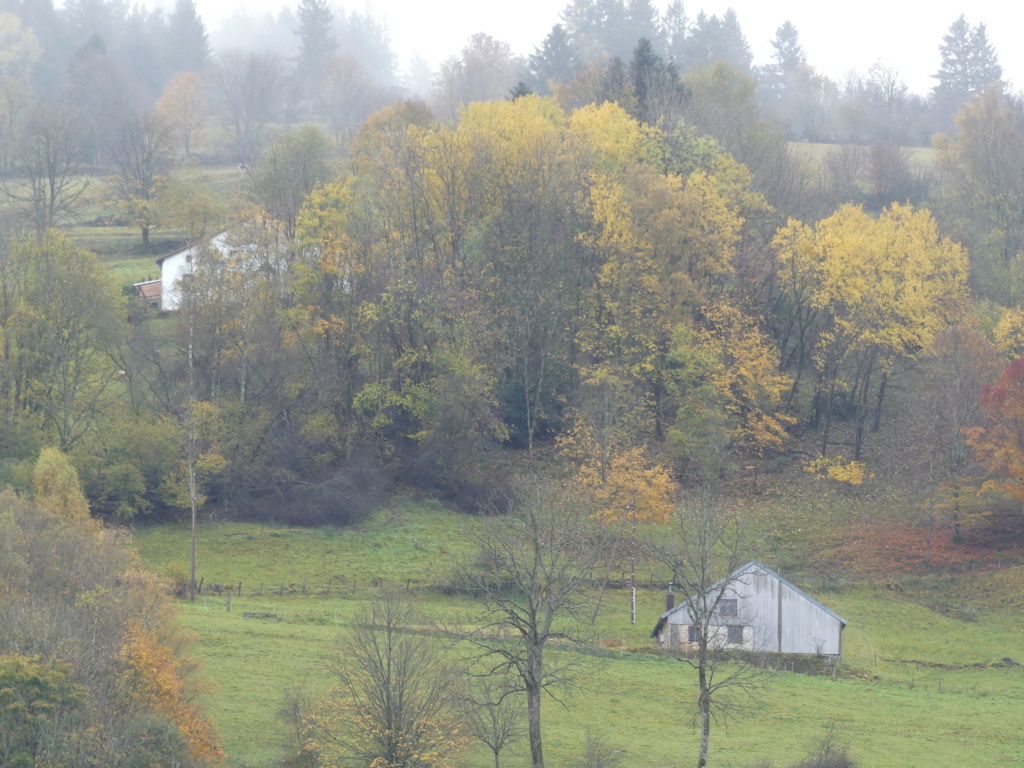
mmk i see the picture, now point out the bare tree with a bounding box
[2,104,88,234]
[454,479,611,768]
[646,493,769,768]
[210,50,283,162]
[107,111,174,246]
[304,590,467,768]
[459,676,526,768]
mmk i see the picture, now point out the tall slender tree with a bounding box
[294,0,335,95]
[165,0,209,75]
[932,15,1001,122]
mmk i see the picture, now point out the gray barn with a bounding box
[653,562,846,656]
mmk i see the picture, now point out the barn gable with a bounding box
[653,561,846,656]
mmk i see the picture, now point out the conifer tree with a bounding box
[932,15,1002,121]
[165,0,209,75]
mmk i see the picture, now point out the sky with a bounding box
[168,0,1020,95]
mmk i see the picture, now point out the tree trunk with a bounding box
[142,225,150,247]
[698,660,710,767]
[872,370,889,432]
[526,678,544,768]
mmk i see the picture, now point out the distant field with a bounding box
[791,141,936,172]
[132,500,1024,768]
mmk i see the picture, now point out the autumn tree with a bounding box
[964,356,1024,506]
[156,72,207,158]
[431,33,521,119]
[211,50,284,161]
[454,480,612,768]
[0,232,125,450]
[247,125,336,240]
[304,591,467,768]
[108,111,175,246]
[0,469,220,767]
[1,104,88,234]
[912,325,999,555]
[459,676,526,768]
[934,86,1024,304]
[773,204,968,460]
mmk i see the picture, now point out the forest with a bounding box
[1,1,1024,767]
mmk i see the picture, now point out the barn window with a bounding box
[727,625,744,644]
[688,625,699,643]
[719,599,738,616]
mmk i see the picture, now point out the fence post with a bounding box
[238,581,242,596]
[226,595,231,612]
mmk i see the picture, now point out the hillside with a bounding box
[131,493,1024,768]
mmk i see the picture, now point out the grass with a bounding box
[131,499,1024,768]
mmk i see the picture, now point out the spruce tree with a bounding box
[165,0,209,75]
[933,15,1002,120]
[528,24,579,94]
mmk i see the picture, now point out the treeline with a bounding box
[2,94,1003,525]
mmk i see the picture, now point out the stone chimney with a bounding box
[665,581,675,612]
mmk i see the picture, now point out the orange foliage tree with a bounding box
[118,618,224,764]
[964,356,1024,504]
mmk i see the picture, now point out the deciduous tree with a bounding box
[454,480,611,768]
[304,591,467,768]
[645,493,767,768]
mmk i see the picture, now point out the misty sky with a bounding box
[166,0,1019,95]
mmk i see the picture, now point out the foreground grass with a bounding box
[132,501,1024,768]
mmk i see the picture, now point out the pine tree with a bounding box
[769,21,803,76]
[165,0,209,75]
[932,15,1002,120]
[528,24,579,93]
[661,0,688,66]
[684,9,751,73]
[294,0,336,85]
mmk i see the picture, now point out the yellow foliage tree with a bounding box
[155,72,206,158]
[557,408,677,524]
[32,446,90,520]
[773,203,969,459]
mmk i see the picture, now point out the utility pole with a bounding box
[629,496,636,625]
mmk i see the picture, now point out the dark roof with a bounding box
[657,561,847,626]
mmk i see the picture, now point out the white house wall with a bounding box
[158,232,231,311]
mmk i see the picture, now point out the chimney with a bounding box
[665,581,675,612]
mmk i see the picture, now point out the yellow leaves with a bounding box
[32,447,90,520]
[804,455,872,485]
[569,101,662,172]
[777,203,969,364]
[992,306,1024,359]
[557,413,677,524]
[699,301,794,457]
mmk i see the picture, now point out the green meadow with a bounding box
[131,501,1024,768]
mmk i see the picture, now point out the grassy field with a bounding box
[131,500,1024,768]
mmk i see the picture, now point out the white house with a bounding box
[652,561,846,656]
[149,231,231,311]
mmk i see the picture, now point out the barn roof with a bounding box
[658,561,847,626]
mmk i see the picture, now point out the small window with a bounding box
[719,599,738,617]
[727,625,744,644]
[688,625,700,643]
